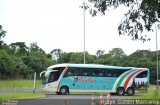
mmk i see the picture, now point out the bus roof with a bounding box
[47,63,143,70]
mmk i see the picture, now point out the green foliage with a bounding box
[0,28,55,79]
[69,52,96,64]
[109,48,126,58]
[69,52,84,63]
[58,52,73,63]
[0,49,13,79]
[50,49,63,61]
[96,50,105,57]
[1,41,158,84]
[0,25,159,85]
[132,88,160,100]
[0,25,6,46]
[86,0,160,42]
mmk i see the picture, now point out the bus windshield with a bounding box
[42,77,48,85]
[42,70,59,84]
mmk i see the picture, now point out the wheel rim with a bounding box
[61,88,66,93]
[117,88,124,95]
[118,89,123,95]
[128,89,133,94]
[60,87,68,95]
[127,88,134,95]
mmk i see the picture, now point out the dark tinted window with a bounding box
[136,71,148,78]
[103,69,126,77]
[53,67,65,76]
[48,67,65,83]
[48,71,59,83]
[64,67,92,76]
[64,67,128,77]
[79,68,103,76]
[64,67,78,76]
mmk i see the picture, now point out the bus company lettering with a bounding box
[78,77,96,82]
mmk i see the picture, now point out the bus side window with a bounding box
[113,73,117,77]
[52,67,64,78]
[98,72,103,77]
[67,71,73,76]
[104,69,116,77]
[108,73,111,77]
[107,71,112,77]
[103,70,109,77]
[83,71,88,76]
[136,71,147,78]
[64,68,73,77]
[116,69,125,77]
[76,68,83,76]
[92,72,96,76]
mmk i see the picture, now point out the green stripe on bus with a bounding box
[116,70,133,90]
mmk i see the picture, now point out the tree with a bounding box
[58,52,73,63]
[9,42,29,56]
[130,50,153,58]
[86,0,160,41]
[58,52,96,64]
[96,50,105,57]
[29,42,45,54]
[0,49,12,79]
[50,49,63,61]
[0,25,6,47]
[95,50,107,64]
[28,43,55,78]
[107,48,126,66]
[69,52,84,63]
[109,48,126,58]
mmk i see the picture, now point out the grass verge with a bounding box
[0,80,42,88]
[0,92,45,101]
[131,88,160,100]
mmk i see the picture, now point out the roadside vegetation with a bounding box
[132,88,160,100]
[0,80,44,101]
[0,80,42,88]
[0,92,45,101]
[0,25,160,85]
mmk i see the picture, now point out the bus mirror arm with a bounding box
[40,71,46,77]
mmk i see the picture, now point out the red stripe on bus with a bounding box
[61,66,69,76]
[56,82,60,93]
[57,82,60,93]
[57,66,69,93]
[123,70,142,89]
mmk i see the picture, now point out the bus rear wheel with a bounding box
[60,86,69,95]
[116,87,125,96]
[126,87,135,96]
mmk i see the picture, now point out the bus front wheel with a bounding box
[60,86,69,95]
[126,87,135,96]
[116,87,125,96]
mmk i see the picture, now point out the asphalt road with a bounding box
[0,94,157,105]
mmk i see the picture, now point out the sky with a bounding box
[0,0,159,55]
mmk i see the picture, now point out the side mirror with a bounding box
[40,71,46,77]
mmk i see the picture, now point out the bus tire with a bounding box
[60,86,69,95]
[126,87,135,96]
[116,87,125,96]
